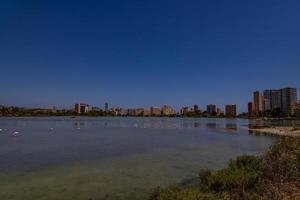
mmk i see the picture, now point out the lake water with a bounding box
[0,117,279,200]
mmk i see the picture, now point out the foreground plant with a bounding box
[149,138,300,200]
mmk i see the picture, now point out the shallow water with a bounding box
[0,117,281,200]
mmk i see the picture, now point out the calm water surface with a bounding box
[0,117,281,200]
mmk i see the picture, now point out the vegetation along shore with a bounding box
[149,138,300,200]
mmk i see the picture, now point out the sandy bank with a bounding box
[249,126,300,137]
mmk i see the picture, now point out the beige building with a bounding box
[75,103,89,114]
[143,109,150,116]
[216,107,224,116]
[135,108,144,116]
[150,107,161,116]
[180,106,189,115]
[161,105,176,116]
[206,104,217,114]
[253,91,264,113]
[281,87,297,114]
[263,89,282,111]
[119,108,128,116]
[225,104,237,117]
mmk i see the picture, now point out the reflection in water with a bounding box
[248,130,257,135]
[74,121,85,128]
[226,123,237,132]
[193,122,200,128]
[0,117,292,200]
[206,123,217,129]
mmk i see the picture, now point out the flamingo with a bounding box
[12,131,19,137]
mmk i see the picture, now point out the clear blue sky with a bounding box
[0,0,299,112]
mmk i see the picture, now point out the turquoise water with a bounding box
[0,117,276,200]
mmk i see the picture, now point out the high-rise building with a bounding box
[248,102,254,114]
[150,107,161,116]
[264,98,271,111]
[216,107,224,116]
[105,102,109,112]
[161,105,176,116]
[193,105,200,113]
[135,108,144,116]
[143,109,151,116]
[206,104,217,114]
[180,106,189,115]
[127,109,136,116]
[253,91,264,113]
[263,89,282,111]
[225,104,237,117]
[281,87,297,114]
[119,108,128,116]
[254,87,297,115]
[75,103,89,114]
[91,107,101,111]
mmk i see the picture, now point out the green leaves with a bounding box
[150,138,300,200]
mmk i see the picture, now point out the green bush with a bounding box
[149,186,218,200]
[200,155,263,200]
[262,138,300,200]
[150,138,300,200]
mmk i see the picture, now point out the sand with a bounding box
[249,126,300,137]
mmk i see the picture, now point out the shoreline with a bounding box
[248,126,300,137]
[0,115,299,120]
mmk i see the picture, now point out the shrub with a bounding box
[149,186,217,200]
[262,138,300,200]
[203,155,263,200]
[149,138,300,200]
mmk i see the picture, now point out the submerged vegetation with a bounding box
[149,138,300,200]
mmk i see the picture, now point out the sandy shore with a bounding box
[248,126,300,137]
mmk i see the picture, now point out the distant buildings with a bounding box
[216,107,224,116]
[105,102,109,112]
[135,108,144,116]
[263,88,297,114]
[193,105,200,113]
[150,107,161,116]
[281,87,297,114]
[263,89,282,111]
[206,104,217,115]
[253,91,264,113]
[52,106,57,113]
[225,104,237,117]
[180,106,189,115]
[71,87,297,118]
[119,108,128,116]
[127,109,136,116]
[248,102,255,115]
[250,87,298,116]
[75,103,89,114]
[144,109,150,116]
[161,105,176,116]
[91,106,101,111]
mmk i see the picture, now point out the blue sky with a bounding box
[0,0,299,112]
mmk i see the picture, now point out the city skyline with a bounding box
[0,86,298,113]
[1,1,300,112]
